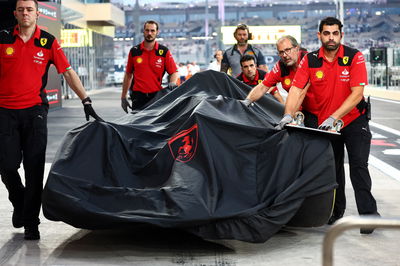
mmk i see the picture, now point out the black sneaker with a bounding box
[12,208,24,228]
[24,226,40,240]
[327,213,344,225]
[360,212,381,235]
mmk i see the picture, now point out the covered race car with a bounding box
[42,70,336,243]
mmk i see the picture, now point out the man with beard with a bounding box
[242,35,307,107]
[237,55,283,103]
[276,17,379,233]
[0,0,102,240]
[121,20,178,112]
[221,24,267,77]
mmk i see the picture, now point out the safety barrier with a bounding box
[322,216,400,266]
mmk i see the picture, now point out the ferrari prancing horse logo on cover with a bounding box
[168,124,198,163]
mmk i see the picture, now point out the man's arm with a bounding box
[256,49,268,72]
[245,82,271,103]
[284,85,307,116]
[330,86,364,120]
[169,71,179,85]
[271,89,284,104]
[121,72,133,99]
[220,62,229,73]
[220,51,230,73]
[63,69,103,121]
[62,69,88,99]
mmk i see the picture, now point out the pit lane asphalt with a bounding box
[0,86,399,266]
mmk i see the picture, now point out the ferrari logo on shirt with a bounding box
[315,70,324,79]
[136,57,143,63]
[342,56,349,65]
[158,50,164,56]
[5,47,14,55]
[258,80,262,84]
[40,38,47,46]
[284,78,291,86]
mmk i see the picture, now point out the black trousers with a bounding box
[129,90,157,110]
[330,114,377,215]
[0,105,48,227]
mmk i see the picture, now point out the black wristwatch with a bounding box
[82,97,92,104]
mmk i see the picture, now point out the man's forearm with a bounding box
[169,72,179,84]
[121,72,133,98]
[220,63,229,73]
[273,90,284,104]
[331,86,364,120]
[246,83,269,102]
[284,86,304,116]
[62,69,87,100]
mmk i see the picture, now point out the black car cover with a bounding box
[42,70,337,243]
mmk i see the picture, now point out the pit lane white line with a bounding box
[369,122,400,182]
[371,97,400,105]
[369,155,400,182]
[370,121,400,137]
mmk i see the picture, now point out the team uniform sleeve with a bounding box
[350,51,368,87]
[262,62,281,87]
[165,50,178,75]
[292,56,310,89]
[51,39,71,74]
[256,49,266,65]
[126,52,134,73]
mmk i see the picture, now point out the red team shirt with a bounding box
[126,41,177,93]
[262,57,297,92]
[237,69,267,87]
[292,45,368,128]
[262,49,308,95]
[0,26,70,109]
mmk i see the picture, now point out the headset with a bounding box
[234,24,253,40]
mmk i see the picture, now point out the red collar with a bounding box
[140,41,159,51]
[242,69,259,84]
[318,44,344,61]
[13,25,41,40]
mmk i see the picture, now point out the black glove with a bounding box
[168,82,178,90]
[82,97,104,122]
[121,98,132,113]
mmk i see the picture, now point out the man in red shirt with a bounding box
[0,0,102,240]
[242,35,307,108]
[237,55,283,103]
[277,17,379,233]
[121,20,178,112]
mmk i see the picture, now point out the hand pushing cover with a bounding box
[42,70,336,243]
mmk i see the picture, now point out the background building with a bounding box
[113,0,400,89]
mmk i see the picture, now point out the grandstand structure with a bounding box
[113,0,399,63]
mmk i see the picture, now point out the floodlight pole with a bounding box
[217,0,225,50]
[205,0,210,62]
[338,0,344,42]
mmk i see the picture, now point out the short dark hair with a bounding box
[240,54,255,66]
[16,0,38,10]
[144,20,159,31]
[319,17,343,33]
